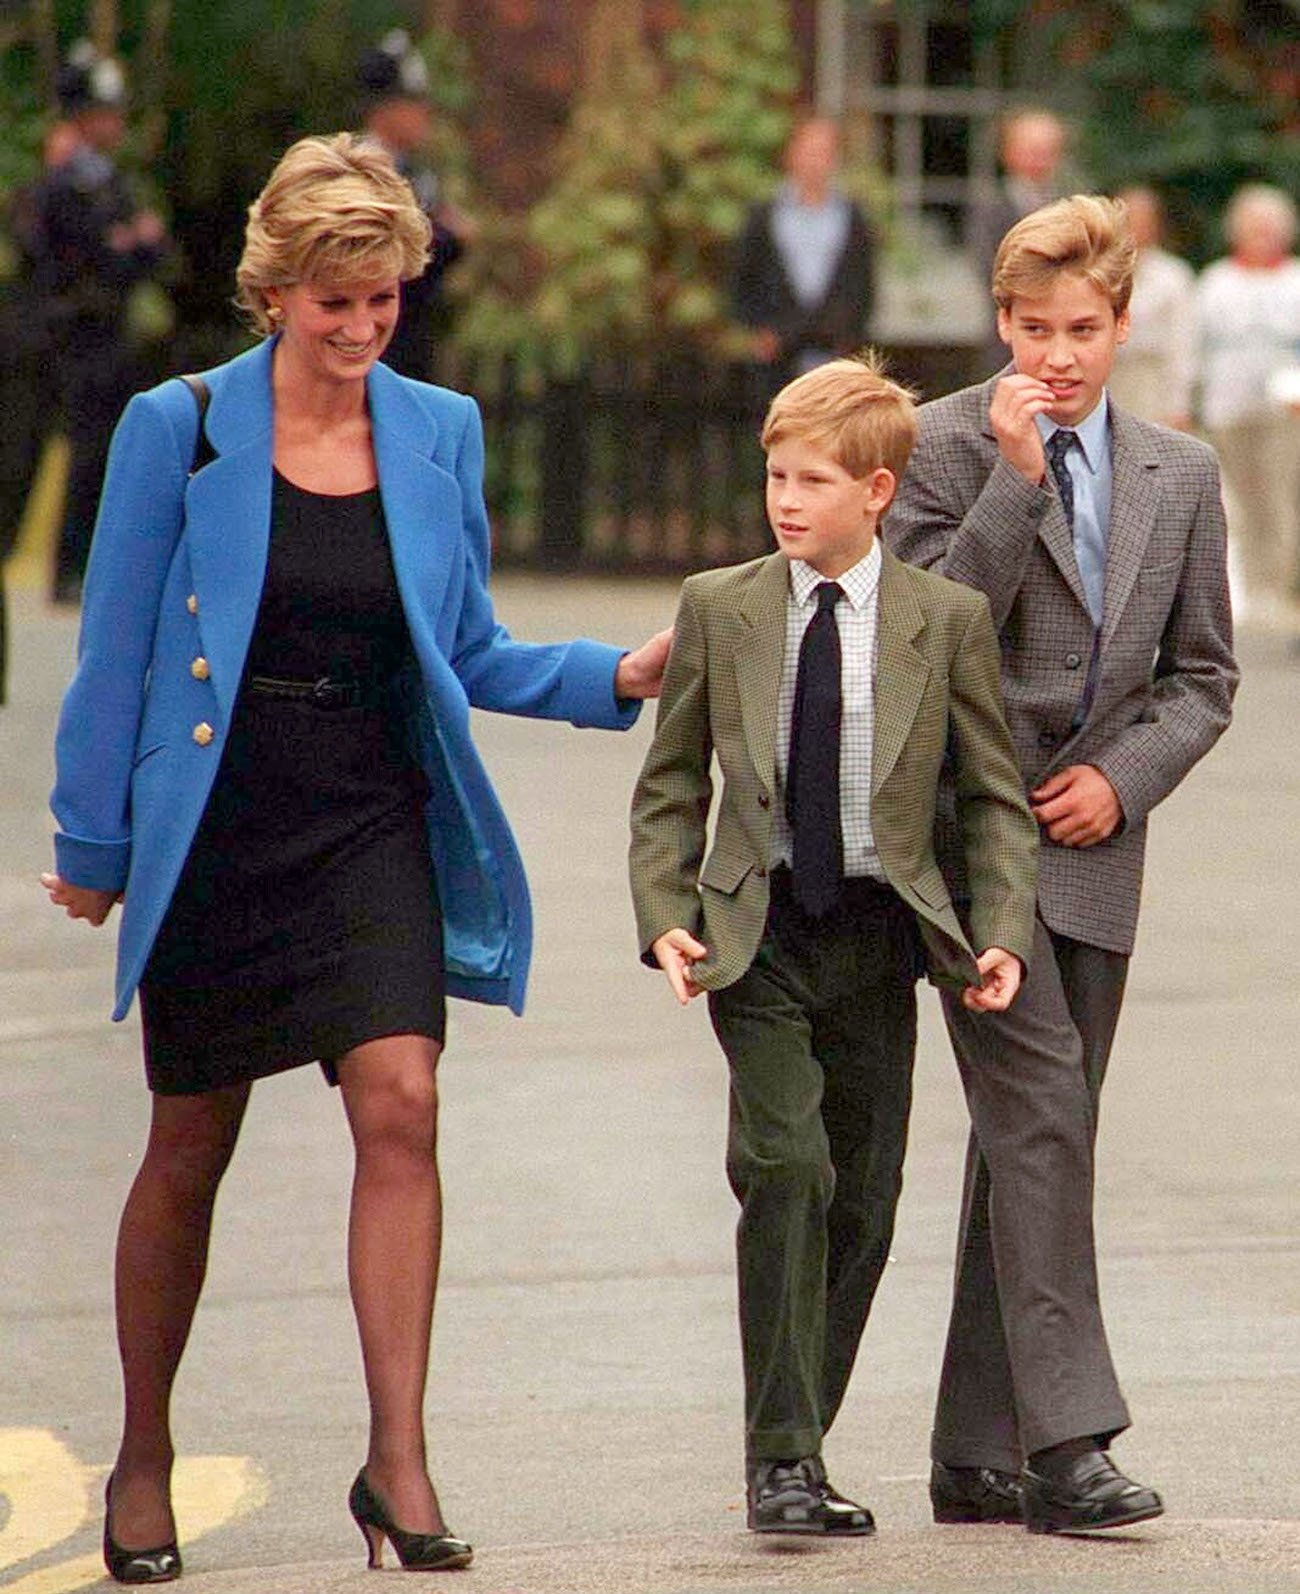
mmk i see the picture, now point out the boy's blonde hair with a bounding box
[236,133,431,335]
[992,194,1136,314]
[761,354,918,482]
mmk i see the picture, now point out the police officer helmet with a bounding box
[57,39,127,115]
[357,29,429,103]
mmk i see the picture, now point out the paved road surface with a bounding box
[1,579,1297,1594]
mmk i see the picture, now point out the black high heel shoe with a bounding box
[103,1477,182,1584]
[348,1469,473,1572]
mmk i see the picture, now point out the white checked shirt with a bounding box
[771,544,886,880]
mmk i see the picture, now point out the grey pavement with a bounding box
[1,577,1297,1594]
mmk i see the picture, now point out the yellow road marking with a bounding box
[4,436,67,592]
[1,1441,266,1593]
[0,1429,87,1568]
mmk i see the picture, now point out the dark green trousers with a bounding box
[708,869,921,1463]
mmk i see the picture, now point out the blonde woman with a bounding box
[43,133,669,1581]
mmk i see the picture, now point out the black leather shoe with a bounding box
[930,1460,1023,1524]
[102,1477,182,1584]
[748,1456,875,1536]
[1021,1450,1163,1534]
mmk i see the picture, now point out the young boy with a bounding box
[628,357,1038,1534]
[886,195,1236,1532]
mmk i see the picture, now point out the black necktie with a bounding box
[787,580,843,917]
[1045,429,1077,531]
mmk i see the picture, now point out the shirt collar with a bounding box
[789,540,881,611]
[1035,390,1110,474]
[774,180,846,215]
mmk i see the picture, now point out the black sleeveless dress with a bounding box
[139,471,445,1095]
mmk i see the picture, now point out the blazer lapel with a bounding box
[366,363,458,648]
[184,340,275,728]
[872,548,930,796]
[735,554,789,796]
[1100,409,1160,645]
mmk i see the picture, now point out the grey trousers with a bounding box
[931,917,1132,1471]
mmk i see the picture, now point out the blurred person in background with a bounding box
[0,120,80,702]
[732,116,875,393]
[1109,186,1196,430]
[1197,183,1300,630]
[358,28,476,381]
[31,41,169,606]
[969,109,1068,373]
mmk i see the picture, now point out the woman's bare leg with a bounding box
[337,1033,449,1534]
[109,1081,251,1548]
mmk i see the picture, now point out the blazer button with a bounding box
[1037,729,1058,748]
[757,792,770,809]
[192,722,214,746]
[186,593,198,615]
[1065,652,1082,670]
[190,656,210,681]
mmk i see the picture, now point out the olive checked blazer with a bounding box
[885,373,1239,954]
[628,546,1038,993]
[52,337,638,1022]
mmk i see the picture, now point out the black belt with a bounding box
[245,674,388,710]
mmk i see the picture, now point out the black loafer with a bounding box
[930,1460,1023,1524]
[1021,1450,1163,1534]
[748,1456,875,1536]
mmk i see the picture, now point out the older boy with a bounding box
[887,195,1237,1531]
[629,358,1038,1534]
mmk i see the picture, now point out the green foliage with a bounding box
[454,0,800,371]
[1065,2,1300,262]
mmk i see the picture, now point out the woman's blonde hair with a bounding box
[992,194,1136,314]
[761,353,918,483]
[235,133,431,334]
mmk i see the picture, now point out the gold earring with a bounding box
[267,304,283,323]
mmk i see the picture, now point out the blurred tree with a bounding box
[658,0,800,344]
[525,0,662,368]
[453,0,799,371]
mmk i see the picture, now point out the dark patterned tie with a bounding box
[787,581,843,917]
[1045,428,1077,531]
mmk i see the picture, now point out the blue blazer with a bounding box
[52,338,638,1022]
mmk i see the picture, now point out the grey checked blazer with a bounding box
[629,546,1038,993]
[886,372,1239,954]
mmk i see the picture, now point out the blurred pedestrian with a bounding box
[968,108,1068,372]
[732,116,875,394]
[0,118,83,700]
[28,41,170,606]
[888,194,1237,1533]
[42,132,669,1583]
[1197,183,1300,627]
[1109,186,1196,430]
[358,28,476,381]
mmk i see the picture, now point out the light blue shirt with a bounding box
[1036,394,1112,624]
[770,183,851,309]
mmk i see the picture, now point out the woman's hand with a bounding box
[615,627,674,700]
[40,872,120,926]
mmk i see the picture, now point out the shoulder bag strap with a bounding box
[178,373,216,475]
